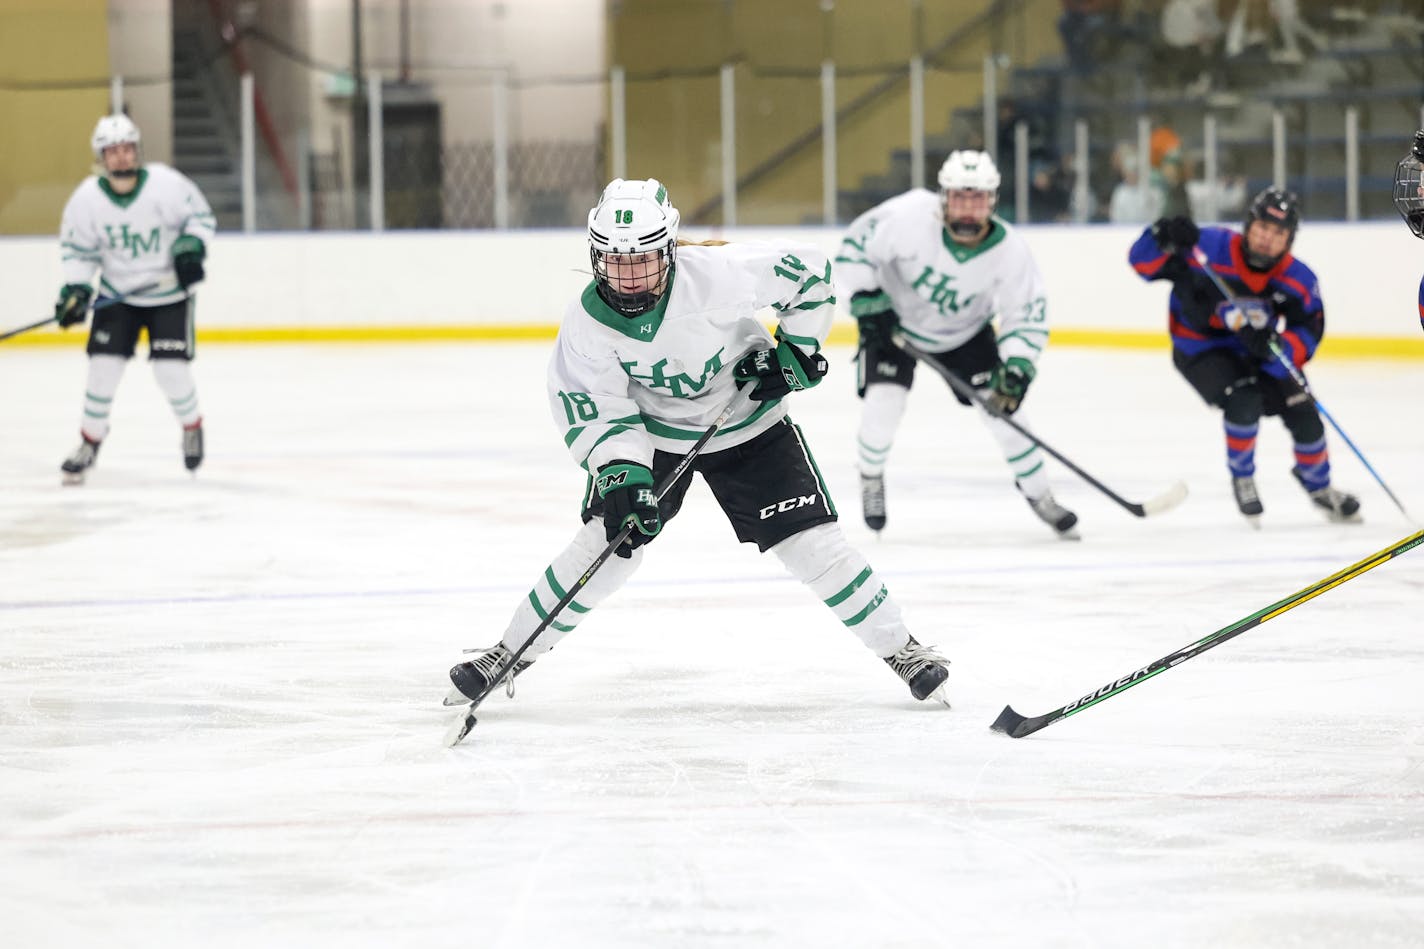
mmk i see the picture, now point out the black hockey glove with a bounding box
[1150,215,1200,257]
[1237,322,1281,360]
[986,356,1036,415]
[54,284,93,328]
[171,235,206,289]
[595,460,661,558]
[732,338,829,402]
[851,291,898,350]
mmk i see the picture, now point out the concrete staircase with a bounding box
[171,29,243,231]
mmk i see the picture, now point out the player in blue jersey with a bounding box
[1393,129,1424,333]
[1129,188,1359,524]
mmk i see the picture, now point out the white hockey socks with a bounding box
[982,410,1052,499]
[499,518,642,659]
[771,523,911,657]
[857,383,909,476]
[78,354,127,442]
[151,360,202,428]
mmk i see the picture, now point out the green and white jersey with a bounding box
[835,188,1048,367]
[550,240,835,471]
[59,163,216,307]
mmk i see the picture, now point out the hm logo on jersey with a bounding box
[911,266,976,315]
[758,494,818,520]
[622,348,725,398]
[103,224,161,259]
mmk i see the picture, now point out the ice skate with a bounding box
[1023,488,1080,540]
[444,642,533,705]
[1292,468,1361,523]
[183,421,204,472]
[1231,475,1263,527]
[883,635,950,705]
[860,472,887,532]
[60,437,101,486]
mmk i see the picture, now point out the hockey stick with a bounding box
[444,384,758,747]
[0,281,163,343]
[992,527,1424,738]
[1190,247,1410,519]
[899,340,1188,517]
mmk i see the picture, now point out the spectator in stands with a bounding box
[1150,125,1192,218]
[1108,142,1163,224]
[1029,156,1073,223]
[1185,151,1247,222]
[1224,0,1327,62]
[1223,0,1272,57]
[1160,0,1224,95]
[1058,0,1124,76]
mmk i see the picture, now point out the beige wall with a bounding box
[0,0,110,235]
[614,0,1063,225]
[107,0,172,163]
[301,0,604,153]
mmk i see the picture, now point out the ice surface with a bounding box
[2,342,1421,948]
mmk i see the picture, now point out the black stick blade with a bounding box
[444,708,478,747]
[990,704,1060,738]
[990,705,1028,737]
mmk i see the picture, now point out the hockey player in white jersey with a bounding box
[447,178,950,710]
[836,150,1078,538]
[54,114,215,484]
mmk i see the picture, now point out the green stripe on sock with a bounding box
[825,566,872,608]
[543,566,589,614]
[527,589,576,633]
[1008,445,1037,463]
[842,585,889,627]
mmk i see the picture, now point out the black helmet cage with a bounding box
[1242,187,1300,270]
[589,242,676,316]
[1394,131,1424,240]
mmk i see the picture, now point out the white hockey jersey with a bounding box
[834,189,1049,367]
[59,162,216,307]
[549,240,835,471]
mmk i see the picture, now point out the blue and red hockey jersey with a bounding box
[1128,224,1324,381]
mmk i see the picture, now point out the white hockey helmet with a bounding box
[937,150,999,240]
[91,114,141,160]
[937,150,1001,193]
[587,178,680,316]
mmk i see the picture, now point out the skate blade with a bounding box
[1056,527,1083,542]
[61,472,86,486]
[1243,514,1262,530]
[442,686,474,707]
[926,685,952,709]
